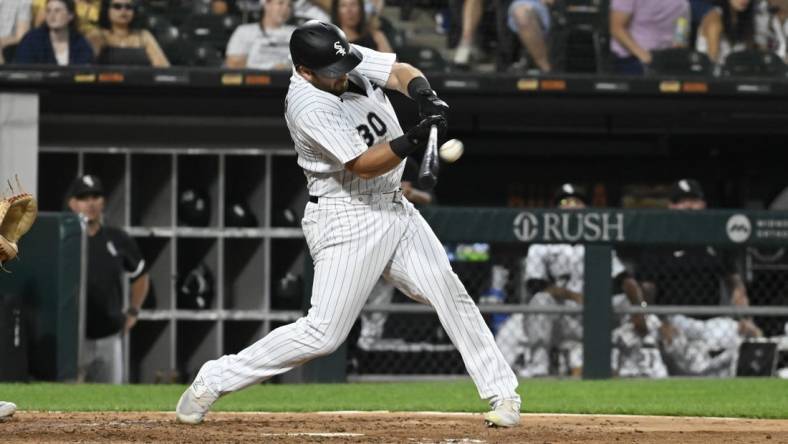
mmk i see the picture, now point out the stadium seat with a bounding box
[160,37,196,66]
[181,14,239,52]
[2,44,16,63]
[722,49,787,78]
[155,24,181,43]
[647,48,713,77]
[396,45,448,73]
[143,13,174,39]
[378,16,406,51]
[143,0,192,25]
[189,44,224,67]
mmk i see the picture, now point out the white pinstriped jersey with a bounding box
[524,244,626,294]
[285,44,405,197]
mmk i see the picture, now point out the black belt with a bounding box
[309,196,319,203]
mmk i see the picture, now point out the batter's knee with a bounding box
[296,317,347,357]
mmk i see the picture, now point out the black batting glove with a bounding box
[390,115,447,159]
[415,89,449,121]
[407,77,450,122]
[406,115,447,147]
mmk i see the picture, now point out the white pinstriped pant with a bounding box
[201,193,520,406]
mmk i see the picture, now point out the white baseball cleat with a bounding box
[483,399,521,427]
[0,401,17,420]
[176,375,219,424]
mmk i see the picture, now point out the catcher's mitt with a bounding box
[0,176,38,271]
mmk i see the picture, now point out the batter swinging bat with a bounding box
[418,124,439,189]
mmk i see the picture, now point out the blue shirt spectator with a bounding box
[14,0,94,65]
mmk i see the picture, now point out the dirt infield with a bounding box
[2,411,788,443]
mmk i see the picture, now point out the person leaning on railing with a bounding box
[66,174,150,384]
[14,0,94,65]
[87,0,169,67]
[636,179,758,377]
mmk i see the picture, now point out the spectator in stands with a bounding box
[495,184,648,377]
[331,0,391,52]
[697,0,757,63]
[225,0,295,69]
[292,0,331,22]
[610,0,691,75]
[757,0,788,61]
[211,0,235,16]
[506,0,554,72]
[14,0,94,65]
[0,0,32,64]
[88,0,169,67]
[453,0,482,67]
[689,0,716,41]
[67,174,150,383]
[33,0,100,35]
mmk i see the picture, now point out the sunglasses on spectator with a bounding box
[110,3,134,10]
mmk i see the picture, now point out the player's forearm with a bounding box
[407,188,432,205]
[130,274,150,311]
[386,62,424,96]
[546,285,583,304]
[727,273,750,306]
[345,142,403,179]
[622,277,645,306]
[610,12,650,62]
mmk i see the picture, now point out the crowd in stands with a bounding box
[0,0,787,75]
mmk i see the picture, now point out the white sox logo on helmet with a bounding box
[334,41,346,56]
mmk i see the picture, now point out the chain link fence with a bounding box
[346,241,788,379]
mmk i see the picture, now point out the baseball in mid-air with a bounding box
[439,139,464,163]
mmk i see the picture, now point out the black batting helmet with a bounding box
[289,20,363,78]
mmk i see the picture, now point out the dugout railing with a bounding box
[346,208,788,380]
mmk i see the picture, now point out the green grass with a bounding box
[1,379,787,419]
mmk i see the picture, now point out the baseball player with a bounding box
[177,20,521,427]
[611,301,668,378]
[0,401,15,420]
[658,315,762,377]
[518,184,647,377]
[67,174,150,384]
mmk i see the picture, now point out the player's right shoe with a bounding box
[176,374,219,424]
[0,401,17,419]
[483,399,521,427]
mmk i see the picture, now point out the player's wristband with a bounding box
[407,77,432,100]
[126,307,140,317]
[390,135,417,159]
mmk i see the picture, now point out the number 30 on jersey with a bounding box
[356,112,387,146]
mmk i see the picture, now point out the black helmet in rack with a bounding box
[289,20,363,78]
[178,188,210,227]
[177,262,215,310]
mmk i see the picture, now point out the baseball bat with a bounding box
[418,124,439,189]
